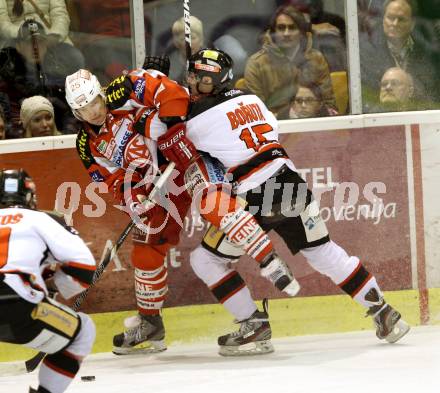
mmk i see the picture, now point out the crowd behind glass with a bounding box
[0,0,438,140]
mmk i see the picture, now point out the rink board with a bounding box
[0,125,414,311]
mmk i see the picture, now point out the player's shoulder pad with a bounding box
[41,210,80,236]
[187,89,245,119]
[76,127,95,169]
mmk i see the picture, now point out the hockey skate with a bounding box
[112,313,167,355]
[365,289,410,343]
[218,299,274,356]
[260,254,300,296]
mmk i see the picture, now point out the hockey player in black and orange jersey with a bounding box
[65,64,297,356]
[155,48,411,355]
[0,169,96,393]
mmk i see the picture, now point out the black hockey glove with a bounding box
[106,75,133,111]
[143,54,170,76]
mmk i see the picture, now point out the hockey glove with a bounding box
[133,107,155,136]
[106,75,133,110]
[143,54,170,76]
[157,123,199,171]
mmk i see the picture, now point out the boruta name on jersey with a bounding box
[227,102,266,130]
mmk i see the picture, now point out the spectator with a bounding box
[168,15,205,83]
[279,0,347,71]
[0,105,6,139]
[167,15,248,84]
[364,66,437,112]
[279,82,339,119]
[0,0,84,67]
[360,0,439,101]
[244,5,335,118]
[20,95,61,137]
[379,67,414,107]
[0,19,79,137]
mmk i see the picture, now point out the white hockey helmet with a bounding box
[65,69,103,110]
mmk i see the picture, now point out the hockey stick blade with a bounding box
[24,163,176,373]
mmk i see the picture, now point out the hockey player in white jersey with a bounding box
[157,48,410,355]
[0,169,96,393]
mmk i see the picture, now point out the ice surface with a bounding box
[1,326,438,393]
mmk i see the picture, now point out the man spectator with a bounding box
[0,19,79,137]
[360,0,439,102]
[279,82,339,119]
[244,5,335,118]
[279,0,347,72]
[20,95,61,137]
[365,66,436,112]
[379,67,414,107]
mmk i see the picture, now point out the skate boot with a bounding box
[260,254,300,296]
[112,313,167,355]
[365,288,410,343]
[218,298,274,356]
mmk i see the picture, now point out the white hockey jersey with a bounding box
[186,91,296,193]
[0,208,96,304]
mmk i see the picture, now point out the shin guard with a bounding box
[219,208,273,263]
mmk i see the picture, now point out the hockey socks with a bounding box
[219,208,273,263]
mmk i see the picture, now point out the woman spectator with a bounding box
[244,5,335,118]
[20,95,61,137]
[279,82,338,119]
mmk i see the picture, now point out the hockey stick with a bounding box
[24,162,176,373]
[28,19,47,96]
[183,0,191,59]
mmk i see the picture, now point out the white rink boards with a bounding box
[1,325,438,393]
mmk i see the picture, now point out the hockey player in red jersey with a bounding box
[155,48,411,355]
[65,67,190,355]
[65,62,297,356]
[0,169,96,393]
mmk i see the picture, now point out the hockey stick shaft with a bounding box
[183,0,191,59]
[72,161,175,310]
[25,162,175,372]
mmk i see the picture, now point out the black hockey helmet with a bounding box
[187,48,234,94]
[0,169,37,209]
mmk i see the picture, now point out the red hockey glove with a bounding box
[157,123,199,171]
[131,196,170,245]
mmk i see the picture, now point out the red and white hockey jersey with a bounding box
[0,208,96,303]
[186,90,296,193]
[77,68,190,202]
[76,110,163,203]
[110,68,189,140]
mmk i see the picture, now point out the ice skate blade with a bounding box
[112,340,167,355]
[218,340,274,357]
[385,319,410,343]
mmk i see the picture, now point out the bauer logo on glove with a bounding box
[157,123,199,171]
